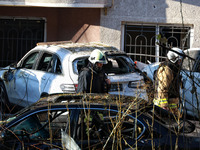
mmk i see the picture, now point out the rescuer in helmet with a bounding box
[77,49,111,93]
[153,47,185,115]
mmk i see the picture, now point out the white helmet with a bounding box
[88,49,108,64]
[167,47,184,63]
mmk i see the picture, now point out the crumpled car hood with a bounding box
[108,72,144,83]
[108,72,147,99]
[142,62,160,81]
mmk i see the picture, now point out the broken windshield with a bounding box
[73,55,136,75]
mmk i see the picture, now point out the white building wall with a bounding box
[100,0,200,49]
[0,0,111,7]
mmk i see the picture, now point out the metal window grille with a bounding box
[0,18,45,67]
[124,24,191,63]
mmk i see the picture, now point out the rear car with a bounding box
[0,42,147,112]
[0,94,199,150]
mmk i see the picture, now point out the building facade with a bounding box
[101,0,200,63]
[0,0,109,66]
[0,0,200,66]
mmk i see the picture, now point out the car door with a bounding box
[26,52,54,105]
[180,53,200,118]
[182,72,200,118]
[8,51,39,107]
[5,111,51,149]
[4,107,80,149]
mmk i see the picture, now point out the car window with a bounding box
[73,57,89,74]
[193,56,200,72]
[55,58,62,74]
[76,109,145,141]
[104,56,135,74]
[73,55,135,75]
[48,108,144,148]
[7,110,69,141]
[8,113,50,140]
[37,53,53,72]
[6,107,146,149]
[182,50,200,72]
[31,109,79,141]
[196,60,200,72]
[182,57,196,71]
[21,52,39,69]
[183,57,200,72]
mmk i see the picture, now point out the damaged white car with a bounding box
[0,42,147,112]
[142,48,200,119]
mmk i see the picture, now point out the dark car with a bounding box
[0,94,199,150]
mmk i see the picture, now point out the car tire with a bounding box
[41,92,49,98]
[0,82,10,115]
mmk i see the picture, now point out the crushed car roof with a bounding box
[37,41,119,53]
[37,93,145,107]
[14,93,147,116]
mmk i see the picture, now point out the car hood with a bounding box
[142,62,160,81]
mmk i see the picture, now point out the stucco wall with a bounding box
[100,0,200,49]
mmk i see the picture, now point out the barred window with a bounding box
[0,18,45,67]
[124,24,192,63]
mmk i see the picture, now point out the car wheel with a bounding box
[0,82,10,115]
[41,92,49,98]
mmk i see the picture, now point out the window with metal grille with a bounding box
[0,18,45,67]
[124,24,191,63]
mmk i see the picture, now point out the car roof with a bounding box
[33,93,143,107]
[1,94,146,127]
[5,94,190,136]
[37,41,121,54]
[183,48,200,61]
[3,93,196,137]
[184,48,200,52]
[13,93,146,116]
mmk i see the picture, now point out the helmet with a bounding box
[88,49,108,64]
[167,47,184,63]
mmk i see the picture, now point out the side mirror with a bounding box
[10,62,18,68]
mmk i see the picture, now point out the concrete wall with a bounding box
[0,6,100,43]
[100,0,200,49]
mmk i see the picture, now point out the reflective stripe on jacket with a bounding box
[153,98,177,109]
[153,62,180,110]
[153,98,168,107]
